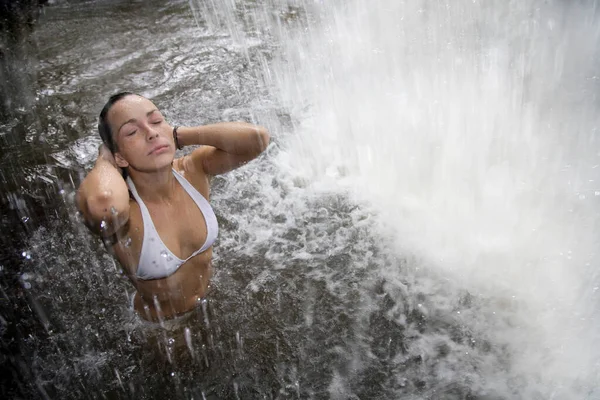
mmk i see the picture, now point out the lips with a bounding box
[148,144,169,155]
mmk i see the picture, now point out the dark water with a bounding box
[1,1,389,398]
[1,1,598,399]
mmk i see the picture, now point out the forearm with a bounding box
[177,122,270,155]
[76,157,130,235]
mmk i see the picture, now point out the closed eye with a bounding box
[151,120,163,125]
[127,130,137,136]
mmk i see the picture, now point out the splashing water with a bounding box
[4,0,599,398]
[201,0,600,397]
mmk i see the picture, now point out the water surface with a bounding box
[1,0,599,399]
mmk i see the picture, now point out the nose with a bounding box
[144,123,159,140]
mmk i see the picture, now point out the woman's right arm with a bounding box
[76,145,130,236]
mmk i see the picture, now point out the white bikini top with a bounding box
[126,169,218,280]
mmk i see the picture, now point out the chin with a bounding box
[139,159,175,173]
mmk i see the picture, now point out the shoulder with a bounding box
[173,155,211,198]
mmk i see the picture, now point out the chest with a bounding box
[143,195,207,251]
[117,184,211,273]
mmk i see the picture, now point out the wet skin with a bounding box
[112,157,215,321]
[78,94,269,321]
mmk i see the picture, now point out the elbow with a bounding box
[256,125,270,153]
[86,190,115,218]
[81,191,129,234]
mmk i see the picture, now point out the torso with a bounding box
[111,158,214,321]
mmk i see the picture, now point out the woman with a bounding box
[76,92,270,322]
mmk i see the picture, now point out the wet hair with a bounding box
[98,91,135,179]
[98,91,135,153]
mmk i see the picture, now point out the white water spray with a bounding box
[262,0,600,397]
[192,0,600,396]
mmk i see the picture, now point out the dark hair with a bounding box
[98,91,135,153]
[98,92,135,180]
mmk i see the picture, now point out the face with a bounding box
[107,95,175,173]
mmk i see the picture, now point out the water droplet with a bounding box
[167,337,175,345]
[160,250,168,258]
[170,372,175,377]
[122,237,132,247]
[185,328,194,356]
[23,282,31,289]
[21,216,29,223]
[110,206,118,215]
[100,220,108,231]
[235,331,243,349]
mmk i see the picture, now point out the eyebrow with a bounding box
[118,109,160,133]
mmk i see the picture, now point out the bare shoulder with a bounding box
[174,155,211,198]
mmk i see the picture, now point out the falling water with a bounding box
[201,0,600,397]
[1,0,599,399]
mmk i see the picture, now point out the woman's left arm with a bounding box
[177,122,270,176]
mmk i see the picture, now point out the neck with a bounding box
[128,166,177,203]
